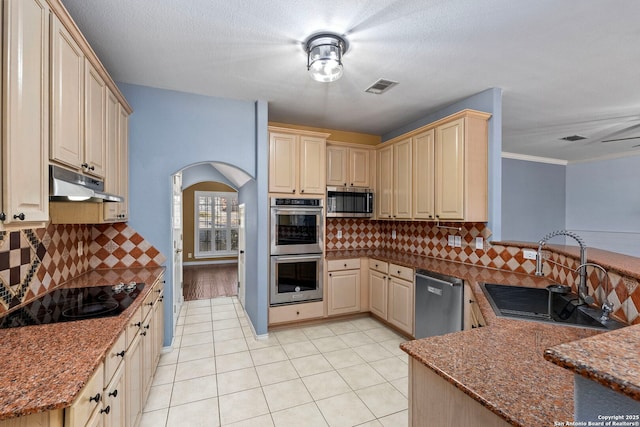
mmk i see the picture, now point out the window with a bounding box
[194,191,239,257]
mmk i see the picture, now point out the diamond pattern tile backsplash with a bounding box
[0,223,165,316]
[326,218,640,324]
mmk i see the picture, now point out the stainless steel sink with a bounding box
[480,283,625,330]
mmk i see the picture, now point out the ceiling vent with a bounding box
[365,79,398,95]
[560,134,587,142]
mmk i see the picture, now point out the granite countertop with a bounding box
[326,249,637,426]
[0,267,165,421]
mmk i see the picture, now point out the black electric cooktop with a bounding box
[0,283,144,329]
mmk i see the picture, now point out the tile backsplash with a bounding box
[326,218,640,324]
[0,223,165,316]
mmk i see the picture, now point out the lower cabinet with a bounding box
[327,259,361,316]
[369,269,388,319]
[125,329,143,427]
[64,364,104,427]
[388,276,414,333]
[269,301,324,325]
[103,364,125,427]
[368,259,415,336]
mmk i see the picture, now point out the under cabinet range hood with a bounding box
[49,165,123,202]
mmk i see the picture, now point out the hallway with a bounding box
[183,264,238,301]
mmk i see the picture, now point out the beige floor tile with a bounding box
[166,397,220,427]
[178,342,215,363]
[188,299,212,308]
[379,409,408,427]
[246,334,280,350]
[390,377,409,398]
[183,314,212,325]
[337,363,386,390]
[159,349,179,366]
[223,414,274,427]
[170,374,218,406]
[379,337,407,356]
[180,331,214,347]
[214,327,245,342]
[302,371,351,401]
[316,391,375,427]
[271,402,328,427]
[356,382,407,418]
[213,318,242,331]
[176,316,185,326]
[218,387,270,425]
[152,363,176,386]
[174,325,184,336]
[144,383,172,412]
[363,327,403,342]
[326,320,360,335]
[282,340,319,359]
[262,378,313,412]
[397,353,409,364]
[139,408,168,427]
[212,297,235,305]
[352,343,394,363]
[217,367,261,396]
[370,356,408,381]
[302,324,335,340]
[215,337,248,356]
[350,317,384,331]
[337,331,375,348]
[313,336,349,353]
[186,306,213,317]
[255,360,299,386]
[273,328,309,344]
[290,354,333,377]
[182,321,213,335]
[215,351,254,373]
[174,357,216,381]
[322,348,365,370]
[355,421,383,427]
[213,309,239,320]
[212,302,237,311]
[250,346,288,366]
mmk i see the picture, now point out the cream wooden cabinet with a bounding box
[326,143,371,188]
[269,127,329,195]
[412,130,435,220]
[103,90,120,222]
[393,138,412,219]
[327,259,361,316]
[103,364,125,427]
[65,364,104,427]
[369,259,414,336]
[0,0,50,228]
[376,145,393,219]
[84,59,107,178]
[388,275,414,334]
[269,301,324,325]
[368,259,388,319]
[125,322,143,427]
[115,106,129,220]
[463,283,486,330]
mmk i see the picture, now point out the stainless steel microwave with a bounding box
[326,187,374,218]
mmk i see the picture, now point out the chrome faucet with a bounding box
[575,262,614,322]
[535,230,589,305]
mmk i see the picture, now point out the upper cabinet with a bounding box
[269,127,329,195]
[326,143,372,188]
[377,110,491,222]
[0,0,50,228]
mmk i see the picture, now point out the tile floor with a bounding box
[140,297,410,427]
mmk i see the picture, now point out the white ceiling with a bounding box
[60,0,640,162]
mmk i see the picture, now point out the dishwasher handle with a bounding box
[415,269,464,287]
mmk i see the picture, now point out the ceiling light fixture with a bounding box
[305,33,348,83]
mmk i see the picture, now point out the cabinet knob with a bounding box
[141,331,147,336]
[397,270,401,274]
[89,165,95,171]
[89,393,101,403]
[100,406,111,415]
[0,213,5,221]
[350,183,353,186]
[343,182,347,186]
[81,163,89,168]
[116,350,125,358]
[296,311,300,315]
[109,389,118,398]
[144,324,150,330]
[344,263,347,267]
[301,189,305,193]
[13,213,25,221]
[329,273,332,277]
[147,301,154,306]
[292,189,296,193]
[133,322,142,327]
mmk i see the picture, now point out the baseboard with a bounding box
[183,260,238,266]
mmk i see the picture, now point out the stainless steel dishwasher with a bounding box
[414,269,464,339]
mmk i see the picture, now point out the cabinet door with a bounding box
[2,0,50,225]
[435,118,465,220]
[103,364,125,427]
[269,132,297,194]
[326,145,348,186]
[299,136,326,195]
[84,59,106,178]
[369,270,387,319]
[412,130,435,220]
[393,138,412,219]
[152,289,164,370]
[377,145,393,219]
[388,277,414,335]
[51,15,84,170]
[327,269,361,315]
[125,332,143,427]
[103,90,119,222]
[117,107,129,220]
[142,313,154,402]
[349,147,370,188]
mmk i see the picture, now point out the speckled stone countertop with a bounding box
[326,249,637,426]
[0,267,165,421]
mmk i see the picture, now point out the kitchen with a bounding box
[1,0,639,426]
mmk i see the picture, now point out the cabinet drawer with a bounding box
[327,258,360,271]
[269,301,324,324]
[141,287,156,319]
[65,364,104,427]
[104,330,126,385]
[126,308,142,349]
[390,263,413,281]
[368,259,388,274]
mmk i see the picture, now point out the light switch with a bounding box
[448,235,455,246]
[475,237,484,250]
[454,236,462,247]
[337,230,343,238]
[392,230,397,239]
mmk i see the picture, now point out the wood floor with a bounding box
[182,264,238,301]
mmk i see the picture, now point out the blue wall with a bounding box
[382,88,503,240]
[566,155,640,257]
[501,157,566,242]
[120,83,269,343]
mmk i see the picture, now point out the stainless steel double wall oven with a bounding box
[270,198,323,306]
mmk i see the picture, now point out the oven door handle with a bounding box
[272,254,322,262]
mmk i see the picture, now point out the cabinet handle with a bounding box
[343,182,347,186]
[296,311,300,315]
[0,213,5,221]
[81,163,89,168]
[109,389,118,398]
[13,213,25,221]
[147,301,154,306]
[292,189,296,193]
[89,165,95,171]
[100,406,111,415]
[350,183,353,186]
[397,270,401,274]
[89,393,101,403]
[329,273,332,277]
[144,324,150,330]
[301,189,304,193]
[141,331,147,336]
[133,322,142,327]
[436,214,440,218]
[116,350,125,358]
[344,263,347,267]
[159,296,164,302]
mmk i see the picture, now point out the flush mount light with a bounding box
[305,32,348,83]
